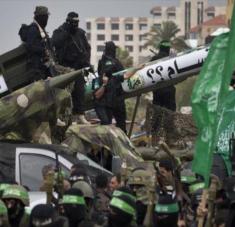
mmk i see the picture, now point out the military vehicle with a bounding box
[0,140,112,209]
[0,43,204,161]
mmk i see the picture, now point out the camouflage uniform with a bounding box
[93,188,111,215]
[128,169,154,226]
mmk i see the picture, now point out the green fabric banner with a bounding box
[214,91,235,176]
[191,5,235,187]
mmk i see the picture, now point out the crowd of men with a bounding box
[0,159,202,227]
[0,155,232,227]
[7,4,233,227]
[18,5,145,131]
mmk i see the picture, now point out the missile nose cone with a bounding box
[48,68,89,89]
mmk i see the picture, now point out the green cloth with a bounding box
[191,5,235,187]
[180,175,197,184]
[62,195,85,205]
[110,197,135,216]
[214,90,235,176]
[155,202,179,213]
[189,182,205,194]
[112,190,136,202]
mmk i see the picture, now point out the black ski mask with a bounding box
[66,12,79,34]
[104,41,117,58]
[35,15,48,29]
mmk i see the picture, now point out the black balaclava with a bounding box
[66,12,79,34]
[29,204,64,227]
[4,200,25,227]
[104,41,116,58]
[5,200,24,219]
[62,188,86,227]
[34,15,48,29]
[108,194,136,227]
[158,40,170,57]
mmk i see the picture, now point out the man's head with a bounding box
[62,188,86,225]
[104,41,117,58]
[30,204,57,227]
[109,174,121,192]
[42,164,54,179]
[95,173,108,190]
[158,40,171,56]
[2,185,29,218]
[66,12,79,34]
[72,181,94,210]
[158,159,174,183]
[109,194,136,226]
[34,6,49,28]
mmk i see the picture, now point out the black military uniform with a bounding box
[22,6,55,80]
[151,40,176,111]
[52,12,91,121]
[95,41,126,133]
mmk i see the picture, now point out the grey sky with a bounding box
[0,0,226,54]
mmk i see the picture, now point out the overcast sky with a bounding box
[0,0,226,54]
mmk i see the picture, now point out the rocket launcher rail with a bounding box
[0,68,87,133]
[84,46,210,109]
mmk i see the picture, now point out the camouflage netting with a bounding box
[62,124,144,165]
[146,104,197,149]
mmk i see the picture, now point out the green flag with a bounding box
[191,6,235,187]
[215,90,235,176]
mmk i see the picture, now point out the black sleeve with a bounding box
[25,25,44,55]
[115,74,125,83]
[52,27,69,49]
[83,33,91,62]
[97,59,104,77]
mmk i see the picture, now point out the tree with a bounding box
[116,47,133,68]
[144,21,189,52]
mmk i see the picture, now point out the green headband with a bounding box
[110,197,135,216]
[0,184,9,191]
[159,41,171,47]
[3,188,28,200]
[113,190,136,202]
[62,195,85,205]
[189,182,205,194]
[181,175,197,184]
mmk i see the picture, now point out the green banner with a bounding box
[191,5,235,187]
[215,91,235,175]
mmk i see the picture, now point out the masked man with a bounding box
[52,12,91,124]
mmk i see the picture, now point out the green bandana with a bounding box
[62,195,85,205]
[3,188,28,201]
[110,197,135,216]
[189,182,205,194]
[113,190,136,202]
[159,41,171,48]
[155,203,179,213]
[0,184,9,192]
[181,175,197,184]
